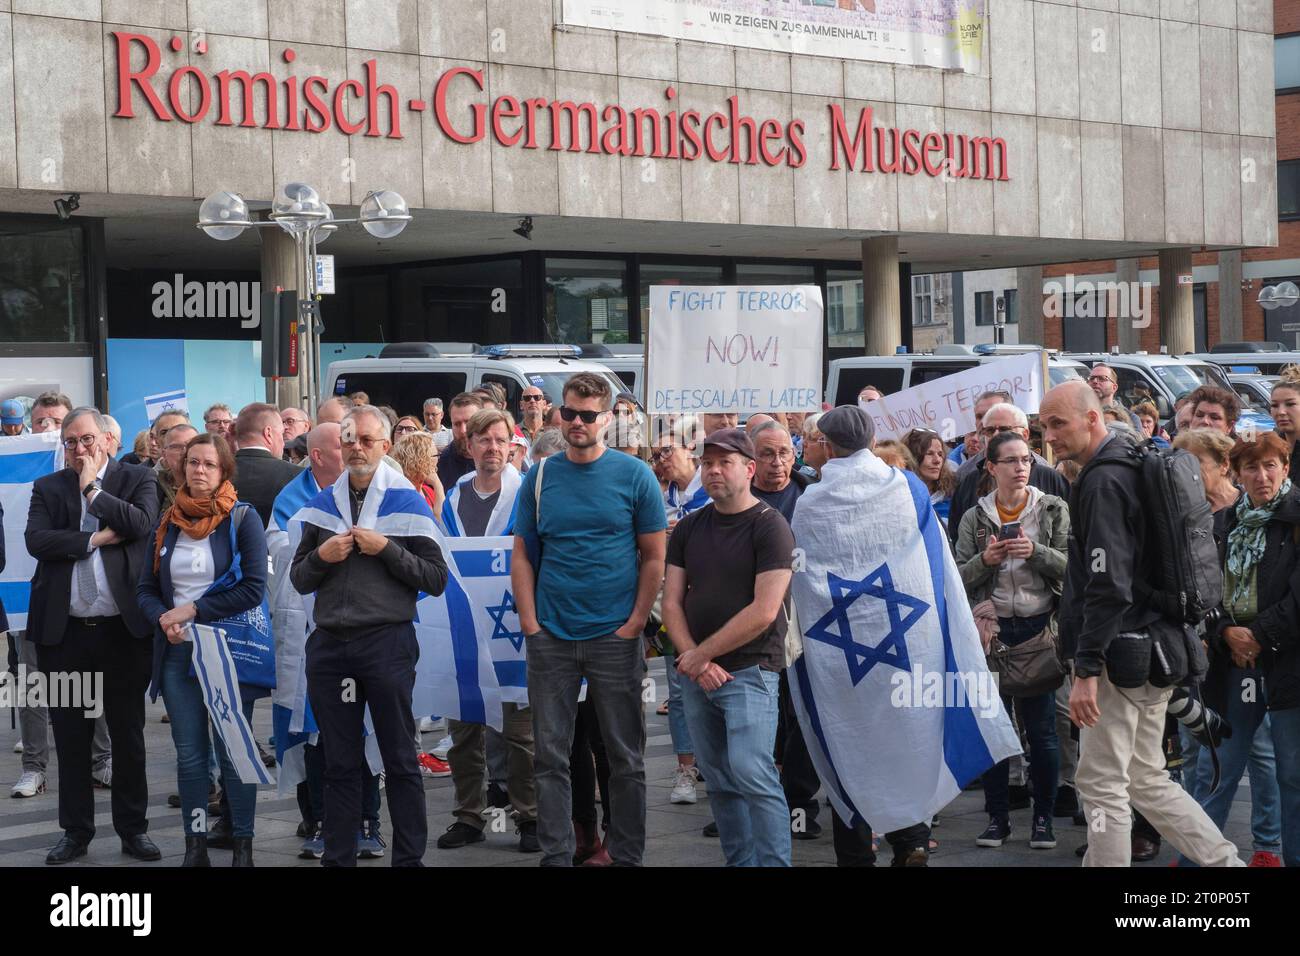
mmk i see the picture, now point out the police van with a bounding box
[578,344,645,403]
[322,343,626,415]
[824,345,1088,407]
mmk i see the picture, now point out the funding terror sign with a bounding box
[110,32,1010,181]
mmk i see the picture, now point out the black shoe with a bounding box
[231,836,254,867]
[207,817,234,850]
[295,820,314,839]
[791,815,822,840]
[1053,784,1079,818]
[487,782,511,810]
[1007,784,1031,811]
[167,792,181,809]
[518,821,540,853]
[891,847,928,867]
[436,822,486,849]
[976,817,1011,848]
[182,835,211,867]
[1029,815,1057,849]
[702,820,719,838]
[1131,835,1160,862]
[120,834,161,861]
[46,835,89,865]
[1072,810,1087,827]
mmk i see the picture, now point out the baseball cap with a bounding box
[701,427,756,460]
[1,400,24,425]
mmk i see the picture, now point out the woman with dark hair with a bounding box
[954,430,1069,852]
[1201,432,1300,867]
[137,432,268,868]
[903,428,958,524]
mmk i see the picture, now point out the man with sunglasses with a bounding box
[513,371,667,866]
[518,387,549,445]
[948,402,1069,546]
[26,407,160,864]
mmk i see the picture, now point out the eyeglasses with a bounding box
[1086,374,1114,384]
[394,425,420,435]
[205,418,232,428]
[521,394,546,403]
[980,424,1020,438]
[342,435,386,449]
[651,445,683,462]
[994,456,1033,467]
[62,435,99,451]
[186,457,219,471]
[559,406,603,424]
[282,417,309,427]
[757,449,795,463]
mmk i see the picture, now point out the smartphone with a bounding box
[997,521,1021,541]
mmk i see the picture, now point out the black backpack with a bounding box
[1098,438,1221,686]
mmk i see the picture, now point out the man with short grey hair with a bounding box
[101,415,123,457]
[423,397,452,450]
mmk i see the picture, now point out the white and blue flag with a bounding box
[143,388,188,422]
[665,468,709,523]
[789,449,1021,835]
[188,622,275,786]
[0,432,61,630]
[441,466,521,538]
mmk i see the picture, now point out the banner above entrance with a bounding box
[562,0,986,72]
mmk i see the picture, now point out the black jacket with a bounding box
[1057,432,1163,678]
[25,458,159,643]
[947,451,1070,544]
[437,448,475,493]
[0,500,7,634]
[232,447,301,527]
[137,503,268,700]
[1211,489,1300,712]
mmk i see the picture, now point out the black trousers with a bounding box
[776,670,822,820]
[306,623,425,867]
[570,696,611,830]
[36,616,152,843]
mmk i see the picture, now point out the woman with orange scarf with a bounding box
[137,432,268,868]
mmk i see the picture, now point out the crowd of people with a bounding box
[2,357,1297,869]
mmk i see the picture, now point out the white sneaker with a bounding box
[12,740,22,754]
[418,717,436,734]
[11,770,46,798]
[432,735,452,761]
[670,766,700,805]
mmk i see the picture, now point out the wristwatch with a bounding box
[83,479,102,498]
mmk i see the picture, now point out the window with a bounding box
[834,367,904,406]
[735,263,816,286]
[545,258,629,344]
[396,258,521,344]
[0,220,86,343]
[329,371,468,419]
[1277,35,1300,93]
[975,289,1019,326]
[826,269,865,348]
[1281,160,1300,222]
[912,273,951,327]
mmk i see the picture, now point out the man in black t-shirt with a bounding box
[662,428,794,867]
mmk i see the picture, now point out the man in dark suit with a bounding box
[232,403,300,526]
[25,407,160,864]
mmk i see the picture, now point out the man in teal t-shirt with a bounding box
[512,372,666,867]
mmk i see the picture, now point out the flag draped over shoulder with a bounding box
[788,449,1021,835]
[0,433,61,630]
[441,466,521,537]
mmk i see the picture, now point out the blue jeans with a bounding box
[662,654,694,756]
[1268,707,1300,867]
[1178,667,1282,864]
[679,665,790,867]
[983,613,1059,820]
[159,640,257,838]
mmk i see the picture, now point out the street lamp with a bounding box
[197,182,410,415]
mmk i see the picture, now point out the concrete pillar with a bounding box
[1016,266,1044,345]
[863,236,901,355]
[1115,258,1142,353]
[1159,248,1195,356]
[1218,250,1243,344]
[259,218,305,410]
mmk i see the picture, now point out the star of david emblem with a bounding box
[486,590,524,652]
[212,687,233,723]
[804,565,929,686]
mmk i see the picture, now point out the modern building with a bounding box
[0,0,1280,439]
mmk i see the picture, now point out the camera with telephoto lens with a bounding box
[1167,687,1231,747]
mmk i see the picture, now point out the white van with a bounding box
[322,344,626,415]
[1186,351,1300,377]
[579,344,644,402]
[825,346,1088,407]
[1064,352,1266,428]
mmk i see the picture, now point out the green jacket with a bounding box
[954,489,1070,610]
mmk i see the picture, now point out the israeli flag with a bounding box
[0,432,61,630]
[665,468,709,523]
[189,623,275,786]
[441,466,521,537]
[144,388,188,422]
[788,449,1021,835]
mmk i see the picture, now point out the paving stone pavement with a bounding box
[0,658,1257,868]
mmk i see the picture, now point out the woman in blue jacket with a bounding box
[138,432,267,867]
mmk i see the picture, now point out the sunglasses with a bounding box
[559,406,603,424]
[521,394,546,403]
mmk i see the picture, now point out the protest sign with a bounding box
[647,285,823,416]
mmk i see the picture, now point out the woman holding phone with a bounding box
[954,431,1070,853]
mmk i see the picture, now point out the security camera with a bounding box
[513,216,533,241]
[54,193,81,221]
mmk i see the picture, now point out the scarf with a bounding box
[1226,478,1292,608]
[153,479,238,572]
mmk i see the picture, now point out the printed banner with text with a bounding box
[563,0,986,72]
[863,351,1044,441]
[648,285,823,416]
